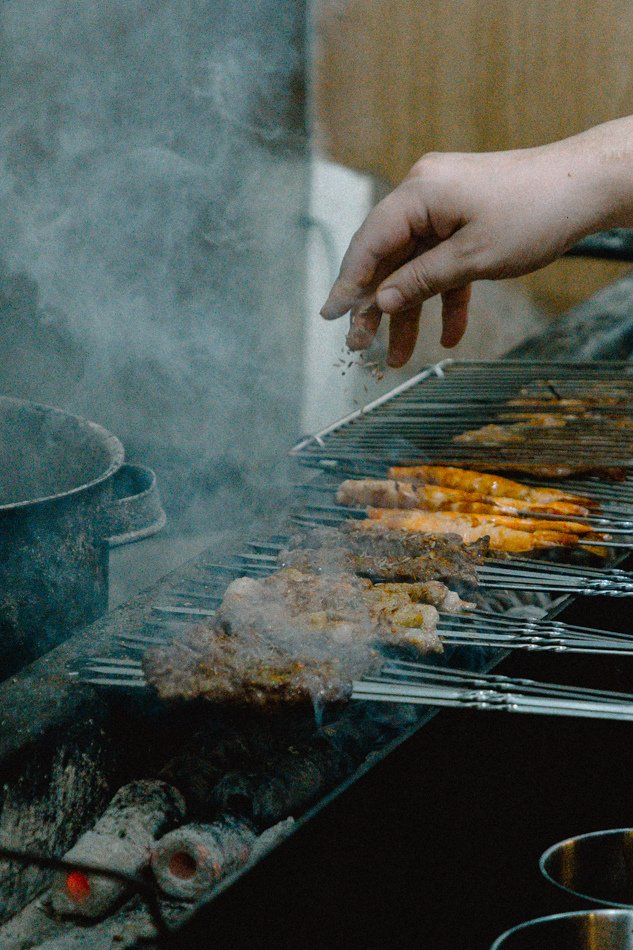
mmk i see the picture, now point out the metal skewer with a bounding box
[377,661,633,701]
[351,681,633,721]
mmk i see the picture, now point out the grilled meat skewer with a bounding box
[143,566,476,707]
[280,523,487,590]
[368,508,598,538]
[386,465,598,509]
[362,509,605,553]
[336,478,592,517]
[454,418,633,444]
[431,462,628,481]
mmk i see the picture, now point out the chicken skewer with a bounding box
[419,462,628,480]
[367,508,601,537]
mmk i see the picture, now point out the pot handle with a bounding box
[103,463,167,547]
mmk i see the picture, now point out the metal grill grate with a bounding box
[291,359,633,468]
[72,360,633,704]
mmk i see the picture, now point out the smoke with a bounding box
[0,0,309,530]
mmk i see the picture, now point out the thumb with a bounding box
[376,230,474,314]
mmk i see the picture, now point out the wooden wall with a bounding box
[313,1,633,311]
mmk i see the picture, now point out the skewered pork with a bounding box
[336,478,592,517]
[143,620,357,706]
[143,566,474,707]
[386,465,598,509]
[215,569,466,643]
[279,523,487,589]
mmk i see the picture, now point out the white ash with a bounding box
[50,780,185,919]
[151,817,257,901]
[151,816,296,902]
[249,816,295,863]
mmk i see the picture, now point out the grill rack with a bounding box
[291,359,633,466]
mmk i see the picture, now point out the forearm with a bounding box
[563,116,633,232]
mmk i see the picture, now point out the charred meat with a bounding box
[278,523,487,589]
[142,566,471,707]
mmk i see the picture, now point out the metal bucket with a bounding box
[0,396,164,677]
[491,910,633,949]
[540,829,633,908]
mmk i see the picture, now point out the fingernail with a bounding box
[377,287,404,313]
[387,352,405,368]
[441,329,459,348]
[320,299,346,320]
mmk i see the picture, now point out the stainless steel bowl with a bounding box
[491,910,633,949]
[541,829,633,908]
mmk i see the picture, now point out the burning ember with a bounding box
[51,780,185,919]
[64,871,92,904]
[151,819,257,900]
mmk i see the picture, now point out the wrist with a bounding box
[569,118,633,233]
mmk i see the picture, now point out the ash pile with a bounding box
[0,703,407,948]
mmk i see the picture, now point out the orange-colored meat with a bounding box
[453,423,523,443]
[367,507,599,537]
[360,509,581,553]
[497,413,569,428]
[386,464,599,509]
[336,479,591,517]
[459,462,627,481]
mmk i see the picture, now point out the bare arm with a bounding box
[321,117,633,367]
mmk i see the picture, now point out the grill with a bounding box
[75,359,633,710]
[6,357,633,947]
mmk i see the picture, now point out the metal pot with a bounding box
[491,910,633,949]
[540,829,633,909]
[0,396,164,679]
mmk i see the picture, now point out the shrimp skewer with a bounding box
[363,508,606,554]
[337,479,592,517]
[387,464,599,509]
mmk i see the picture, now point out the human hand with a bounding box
[321,131,621,367]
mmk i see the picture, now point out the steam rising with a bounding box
[0,0,308,528]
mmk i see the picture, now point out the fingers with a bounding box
[376,229,473,315]
[321,189,419,320]
[387,308,421,368]
[346,306,382,351]
[440,284,471,348]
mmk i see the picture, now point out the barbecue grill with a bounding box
[76,360,633,700]
[4,357,633,948]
